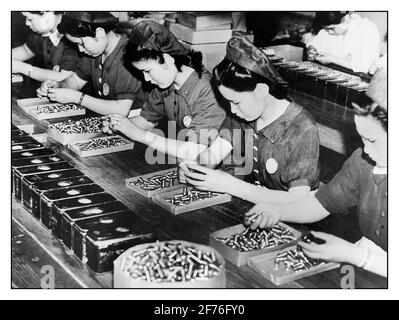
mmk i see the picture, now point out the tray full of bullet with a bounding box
[69,135,134,158]
[153,187,232,215]
[47,117,104,145]
[126,168,184,197]
[28,103,85,120]
[209,223,301,267]
[247,245,340,286]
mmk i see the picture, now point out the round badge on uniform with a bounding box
[103,83,110,96]
[183,115,192,128]
[266,158,278,174]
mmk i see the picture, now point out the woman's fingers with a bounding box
[250,215,262,230]
[298,241,322,253]
[187,163,212,174]
[183,170,206,181]
[301,248,320,260]
[310,231,331,241]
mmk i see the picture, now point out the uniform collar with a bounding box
[172,70,201,96]
[43,30,63,46]
[250,102,302,143]
[97,34,129,71]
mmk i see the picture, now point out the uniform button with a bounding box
[184,91,189,95]
[381,211,385,217]
[254,133,258,139]
[253,146,258,151]
[385,192,387,197]
[254,157,258,162]
[376,229,380,236]
[98,90,102,96]
[254,169,259,174]
[99,77,102,84]
[99,65,102,70]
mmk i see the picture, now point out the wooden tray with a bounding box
[68,135,134,158]
[125,168,184,198]
[16,97,51,111]
[47,127,103,146]
[152,186,232,215]
[209,223,302,267]
[27,103,86,120]
[247,245,340,286]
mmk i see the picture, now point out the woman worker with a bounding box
[12,11,81,82]
[180,36,320,204]
[307,11,380,73]
[102,20,226,157]
[37,11,145,116]
[244,69,387,277]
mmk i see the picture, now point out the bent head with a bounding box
[314,11,351,36]
[353,96,387,168]
[22,11,61,35]
[65,31,108,57]
[214,58,287,122]
[130,50,178,89]
[57,12,117,57]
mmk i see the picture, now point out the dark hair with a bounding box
[124,42,203,77]
[353,94,387,131]
[213,58,288,100]
[27,11,64,15]
[57,15,117,38]
[312,11,347,34]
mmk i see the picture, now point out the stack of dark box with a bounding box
[268,58,369,108]
[11,123,156,273]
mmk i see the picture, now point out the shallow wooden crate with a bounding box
[47,127,103,146]
[27,104,86,121]
[152,187,232,215]
[209,223,302,267]
[68,135,134,158]
[125,168,183,198]
[247,245,340,286]
[16,97,51,111]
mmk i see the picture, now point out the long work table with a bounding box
[11,80,387,289]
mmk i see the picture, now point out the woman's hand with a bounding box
[102,114,145,140]
[298,231,358,264]
[243,203,282,230]
[315,52,335,65]
[37,80,60,98]
[182,163,237,194]
[47,88,80,104]
[178,160,197,184]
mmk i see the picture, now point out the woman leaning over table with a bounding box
[180,37,320,204]
[244,69,388,277]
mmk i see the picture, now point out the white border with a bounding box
[2,0,398,300]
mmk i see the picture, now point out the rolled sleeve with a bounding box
[282,125,320,189]
[25,34,43,56]
[315,148,362,214]
[140,89,165,124]
[186,85,226,146]
[114,66,143,101]
[59,47,81,72]
[75,56,92,82]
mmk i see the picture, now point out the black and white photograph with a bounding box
[4,1,395,302]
